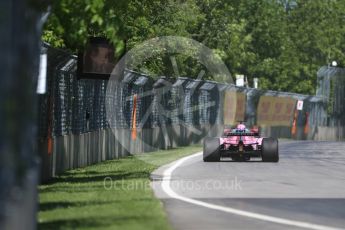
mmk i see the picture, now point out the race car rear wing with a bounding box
[225,133,259,137]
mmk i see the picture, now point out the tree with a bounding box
[43,0,345,94]
[285,0,345,94]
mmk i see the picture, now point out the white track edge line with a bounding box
[161,152,344,230]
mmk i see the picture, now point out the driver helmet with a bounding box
[237,123,246,130]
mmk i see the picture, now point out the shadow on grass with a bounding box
[39,198,154,212]
[38,215,148,230]
[39,170,152,195]
[42,170,151,186]
[39,200,118,212]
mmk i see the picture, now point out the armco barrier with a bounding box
[39,44,344,181]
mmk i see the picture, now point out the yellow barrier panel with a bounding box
[257,96,296,126]
[224,91,246,125]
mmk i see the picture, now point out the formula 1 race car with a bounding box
[203,123,279,162]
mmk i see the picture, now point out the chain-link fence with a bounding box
[317,66,345,126]
[39,44,345,181]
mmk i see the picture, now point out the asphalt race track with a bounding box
[151,141,345,230]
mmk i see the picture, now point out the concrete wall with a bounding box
[39,125,226,181]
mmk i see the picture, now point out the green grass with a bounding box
[38,145,202,230]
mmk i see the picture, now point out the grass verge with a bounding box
[38,145,202,230]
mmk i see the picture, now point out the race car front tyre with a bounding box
[261,138,279,162]
[203,138,220,162]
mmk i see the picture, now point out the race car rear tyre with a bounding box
[261,138,279,162]
[203,138,220,162]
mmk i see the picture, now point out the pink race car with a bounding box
[203,123,279,162]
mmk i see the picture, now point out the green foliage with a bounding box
[42,30,65,48]
[43,0,345,94]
